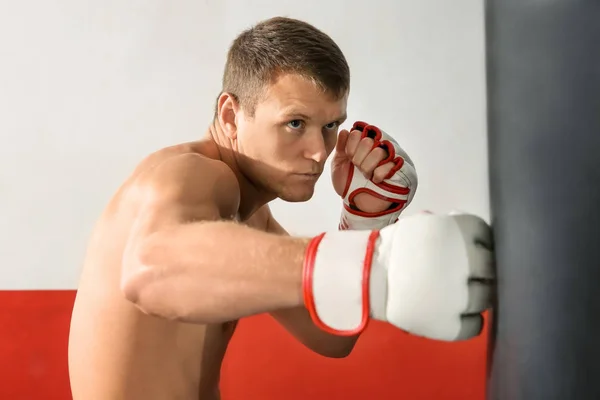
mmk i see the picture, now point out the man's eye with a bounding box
[324,122,339,130]
[287,120,303,129]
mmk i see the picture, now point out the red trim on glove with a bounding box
[342,164,355,198]
[377,179,411,195]
[343,199,407,218]
[347,121,410,194]
[302,230,381,336]
[303,232,326,331]
[348,188,406,208]
[351,121,370,132]
[339,217,349,230]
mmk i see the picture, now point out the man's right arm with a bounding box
[120,152,494,343]
[120,153,309,324]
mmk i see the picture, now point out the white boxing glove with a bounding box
[339,121,418,231]
[303,212,495,341]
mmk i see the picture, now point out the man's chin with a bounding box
[278,188,315,203]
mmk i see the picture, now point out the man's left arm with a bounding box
[265,209,360,359]
[265,120,418,358]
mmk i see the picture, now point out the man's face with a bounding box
[234,73,348,202]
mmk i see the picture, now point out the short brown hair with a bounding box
[219,16,350,116]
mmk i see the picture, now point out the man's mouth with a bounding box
[296,172,321,179]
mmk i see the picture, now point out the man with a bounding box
[68,16,495,400]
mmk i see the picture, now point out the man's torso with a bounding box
[68,139,269,400]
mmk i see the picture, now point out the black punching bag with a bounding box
[485,1,600,399]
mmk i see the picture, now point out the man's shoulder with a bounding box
[131,146,240,215]
[136,140,227,176]
[142,150,235,187]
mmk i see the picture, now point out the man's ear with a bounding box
[216,92,240,140]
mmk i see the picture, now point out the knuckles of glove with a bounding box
[345,130,394,184]
[343,129,397,214]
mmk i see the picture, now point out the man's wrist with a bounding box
[339,205,398,231]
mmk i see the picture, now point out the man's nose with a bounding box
[303,129,328,163]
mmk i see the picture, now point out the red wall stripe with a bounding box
[0,291,489,399]
[0,291,75,400]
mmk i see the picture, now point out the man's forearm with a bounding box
[121,220,309,324]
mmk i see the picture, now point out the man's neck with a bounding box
[206,120,276,220]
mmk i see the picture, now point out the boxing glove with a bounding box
[339,121,418,231]
[303,212,494,341]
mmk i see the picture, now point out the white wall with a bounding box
[0,0,488,289]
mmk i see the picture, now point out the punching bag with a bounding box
[485,1,600,399]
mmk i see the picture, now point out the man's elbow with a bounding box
[120,265,148,307]
[120,263,159,315]
[120,264,185,322]
[120,238,215,324]
[120,238,169,318]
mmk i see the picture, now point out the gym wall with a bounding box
[0,1,490,398]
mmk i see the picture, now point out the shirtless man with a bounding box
[68,16,495,400]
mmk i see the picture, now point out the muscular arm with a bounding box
[265,209,360,358]
[120,153,309,323]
